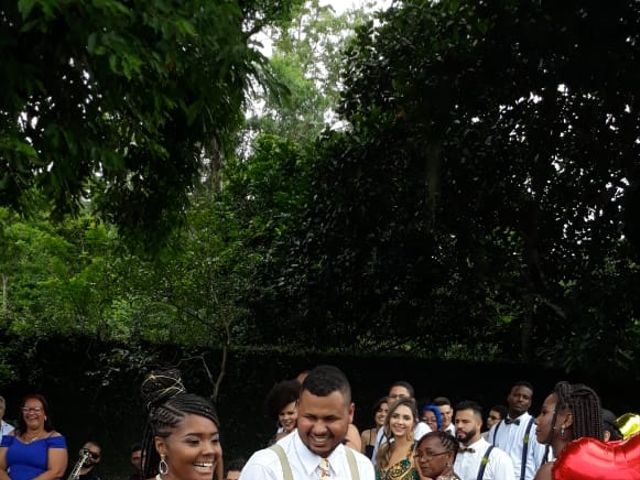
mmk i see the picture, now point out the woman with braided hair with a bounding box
[140,369,222,480]
[532,381,603,480]
[414,431,461,480]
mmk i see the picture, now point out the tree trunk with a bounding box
[1,273,7,315]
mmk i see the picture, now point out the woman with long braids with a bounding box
[141,369,223,480]
[375,397,420,480]
[533,381,603,480]
[414,431,461,480]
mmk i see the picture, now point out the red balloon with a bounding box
[553,435,640,480]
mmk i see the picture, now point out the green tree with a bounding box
[251,0,640,375]
[0,0,300,237]
[240,0,374,150]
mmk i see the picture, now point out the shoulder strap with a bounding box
[269,444,293,480]
[520,417,535,480]
[492,421,501,445]
[542,445,551,465]
[345,447,360,480]
[476,445,494,480]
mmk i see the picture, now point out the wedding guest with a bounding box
[415,431,462,480]
[0,394,68,480]
[533,382,603,480]
[140,369,222,480]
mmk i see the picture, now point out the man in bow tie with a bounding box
[240,365,374,480]
[453,401,514,480]
[488,382,548,480]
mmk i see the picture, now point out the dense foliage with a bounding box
[2,0,640,387]
[0,0,299,237]
[248,0,640,374]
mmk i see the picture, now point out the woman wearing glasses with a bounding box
[414,431,461,480]
[0,394,68,480]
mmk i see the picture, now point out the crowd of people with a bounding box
[0,367,635,480]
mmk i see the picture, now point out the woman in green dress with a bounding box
[375,397,420,480]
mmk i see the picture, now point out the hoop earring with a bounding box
[159,455,169,476]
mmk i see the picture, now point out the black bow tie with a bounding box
[459,448,475,453]
[505,418,520,425]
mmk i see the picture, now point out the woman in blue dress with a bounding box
[0,394,67,480]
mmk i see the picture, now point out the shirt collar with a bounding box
[506,411,531,422]
[292,430,346,476]
[466,436,489,451]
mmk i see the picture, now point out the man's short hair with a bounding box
[489,405,507,418]
[130,443,142,454]
[455,400,483,419]
[84,440,102,450]
[302,365,351,403]
[433,396,452,407]
[511,381,534,392]
[602,409,623,441]
[389,381,415,398]
[225,458,246,473]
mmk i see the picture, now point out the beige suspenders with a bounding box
[269,444,361,480]
[345,447,359,480]
[270,444,294,480]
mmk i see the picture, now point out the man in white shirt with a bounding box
[453,401,515,480]
[240,365,374,480]
[482,405,506,441]
[488,382,548,480]
[0,396,15,442]
[433,397,456,435]
[370,381,431,462]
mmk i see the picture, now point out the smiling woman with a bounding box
[375,398,420,480]
[265,380,300,443]
[0,394,68,480]
[140,370,222,480]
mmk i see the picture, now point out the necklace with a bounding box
[24,432,43,443]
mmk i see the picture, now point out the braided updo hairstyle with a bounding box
[552,381,603,441]
[418,430,460,456]
[141,369,220,478]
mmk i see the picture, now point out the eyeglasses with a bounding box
[415,451,450,460]
[388,394,408,400]
[488,415,501,421]
[22,407,43,414]
[81,448,100,460]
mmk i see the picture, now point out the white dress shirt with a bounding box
[487,412,547,480]
[371,421,431,462]
[0,420,14,441]
[453,436,515,480]
[444,423,456,436]
[240,430,375,480]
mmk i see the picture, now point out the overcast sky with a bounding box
[323,0,393,14]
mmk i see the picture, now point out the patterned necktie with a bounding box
[319,457,330,480]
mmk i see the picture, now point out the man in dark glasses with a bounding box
[74,440,103,480]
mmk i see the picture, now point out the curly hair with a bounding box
[265,379,300,421]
